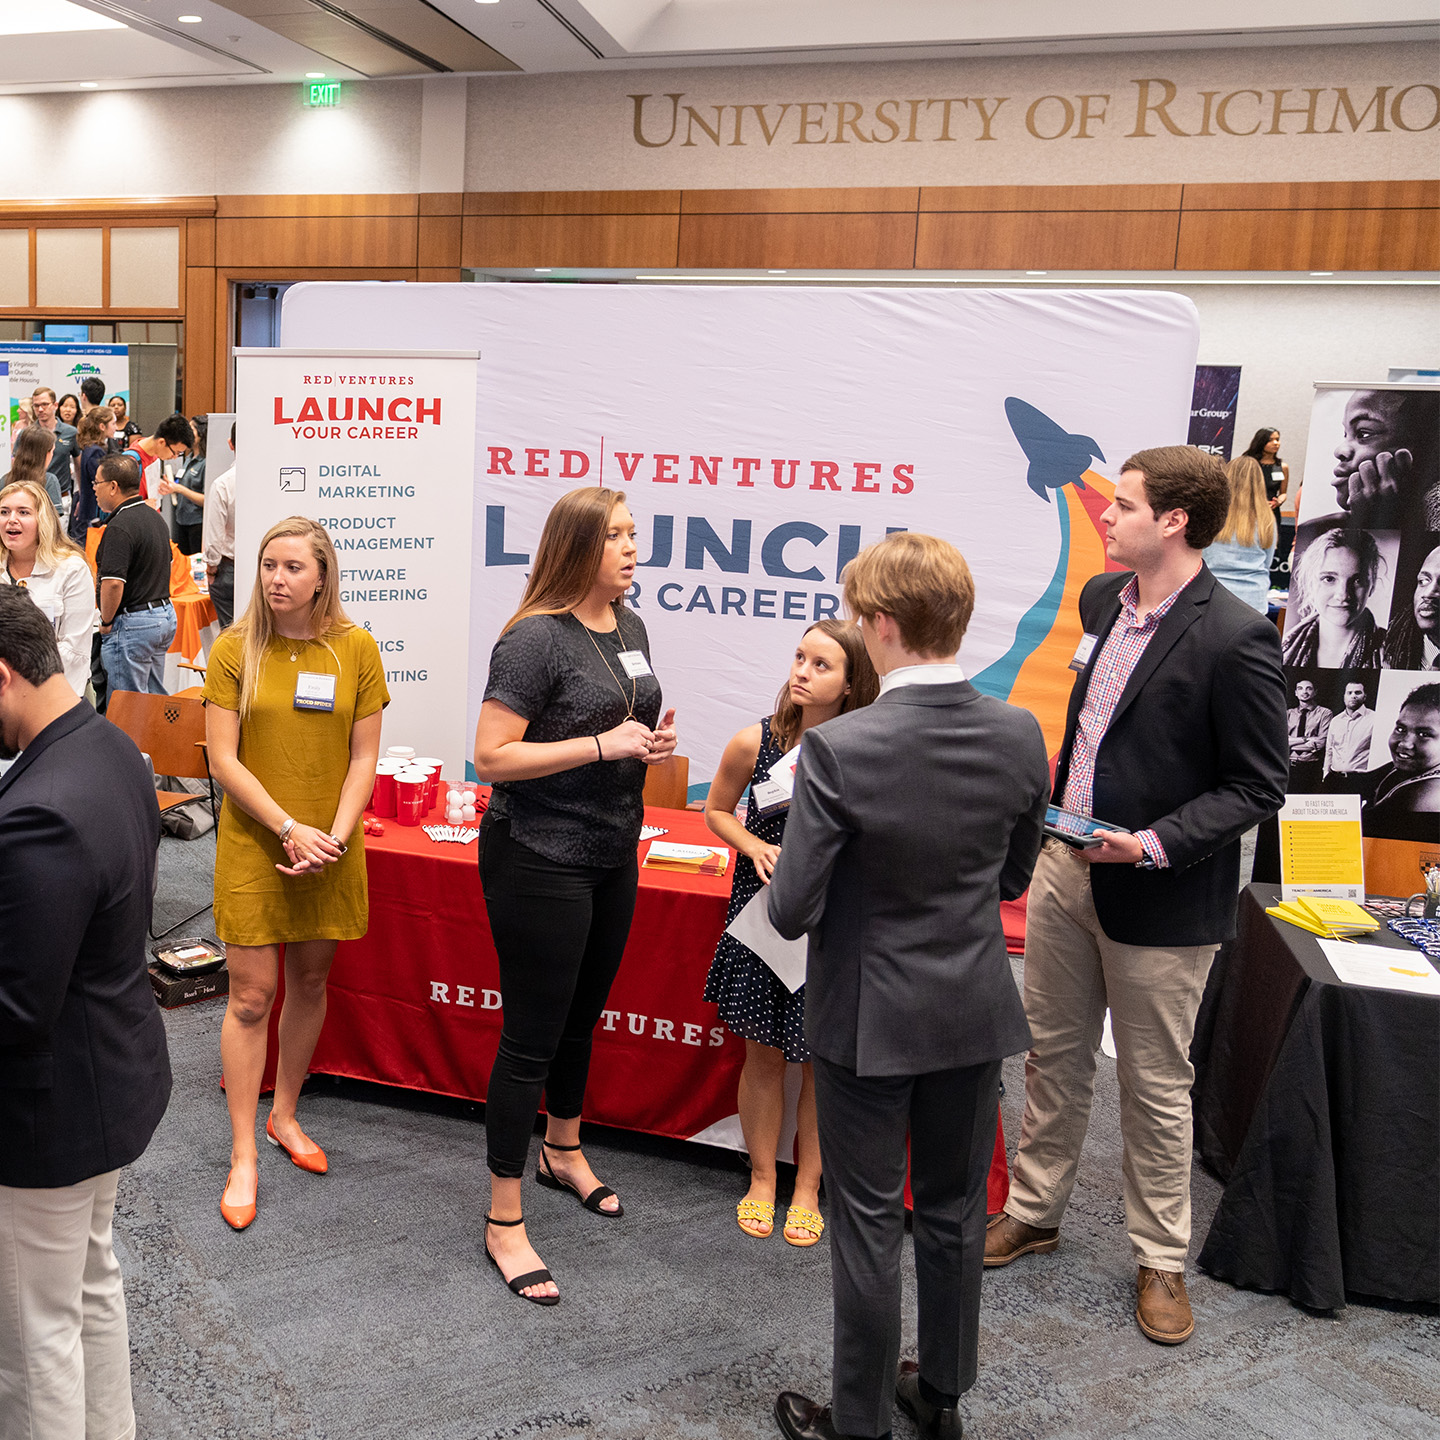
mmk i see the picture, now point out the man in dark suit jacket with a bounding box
[0,585,172,1437]
[768,533,1051,1440]
[985,446,1288,1347]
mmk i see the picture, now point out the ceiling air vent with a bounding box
[220,0,519,74]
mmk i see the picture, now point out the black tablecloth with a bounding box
[1192,884,1439,1310]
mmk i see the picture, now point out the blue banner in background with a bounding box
[1188,364,1243,459]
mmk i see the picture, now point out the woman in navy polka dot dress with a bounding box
[703,620,878,1245]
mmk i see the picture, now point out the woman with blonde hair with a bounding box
[1202,454,1277,614]
[202,516,389,1230]
[0,479,96,694]
[704,620,878,1246]
[473,486,677,1304]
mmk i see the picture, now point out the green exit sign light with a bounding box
[305,80,341,107]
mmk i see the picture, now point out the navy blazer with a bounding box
[0,701,172,1187]
[768,680,1049,1078]
[1052,566,1289,948]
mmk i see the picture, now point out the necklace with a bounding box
[578,613,637,721]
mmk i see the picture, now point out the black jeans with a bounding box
[176,522,203,556]
[479,814,639,1179]
[209,556,235,630]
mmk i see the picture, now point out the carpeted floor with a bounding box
[120,835,1440,1440]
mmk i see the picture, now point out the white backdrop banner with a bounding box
[281,285,1200,792]
[233,348,479,774]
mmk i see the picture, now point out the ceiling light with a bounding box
[1026,270,1048,276]
[178,13,201,20]
[79,81,98,88]
[768,270,786,274]
[305,71,325,77]
[474,1,500,4]
[1310,271,1333,276]
[534,268,551,273]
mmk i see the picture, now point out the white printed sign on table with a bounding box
[233,348,480,778]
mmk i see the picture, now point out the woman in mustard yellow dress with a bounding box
[203,517,388,1230]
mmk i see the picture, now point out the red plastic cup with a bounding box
[371,760,402,817]
[412,758,443,808]
[394,768,428,827]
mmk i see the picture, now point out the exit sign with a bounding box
[305,80,341,107]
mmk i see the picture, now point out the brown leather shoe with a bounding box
[983,1212,1060,1268]
[1135,1266,1194,1344]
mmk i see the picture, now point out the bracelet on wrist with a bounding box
[594,735,604,762]
[278,817,296,845]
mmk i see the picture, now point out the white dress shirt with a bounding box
[879,662,966,696]
[202,463,235,567]
[1324,705,1375,777]
[2,552,97,696]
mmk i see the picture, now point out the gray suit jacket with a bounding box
[768,679,1049,1078]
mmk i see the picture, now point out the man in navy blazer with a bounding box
[0,586,171,1438]
[985,446,1288,1346]
[768,533,1051,1440]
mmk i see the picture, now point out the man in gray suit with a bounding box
[768,532,1050,1440]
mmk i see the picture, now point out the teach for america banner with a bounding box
[280,284,1201,792]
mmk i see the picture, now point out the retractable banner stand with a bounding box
[1188,364,1242,460]
[281,284,1201,788]
[1282,382,1440,894]
[0,362,10,468]
[0,343,130,413]
[233,348,480,774]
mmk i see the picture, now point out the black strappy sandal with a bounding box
[536,1140,624,1218]
[483,1215,560,1306]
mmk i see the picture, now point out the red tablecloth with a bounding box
[261,794,1009,1211]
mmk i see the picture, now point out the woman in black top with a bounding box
[70,405,114,541]
[473,486,676,1304]
[1242,427,1289,512]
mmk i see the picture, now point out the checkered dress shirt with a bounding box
[1062,569,1202,868]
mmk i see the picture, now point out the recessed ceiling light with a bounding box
[534,268,551,273]
[305,71,325,77]
[474,0,500,4]
[178,13,201,20]
[768,270,786,274]
[1310,271,1333,276]
[79,81,98,88]
[1026,270,1048,276]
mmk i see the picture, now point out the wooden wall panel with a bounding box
[678,213,917,269]
[186,217,215,268]
[1176,207,1440,270]
[683,187,918,214]
[1182,180,1439,211]
[465,191,682,216]
[462,214,680,268]
[215,217,418,268]
[916,210,1180,271]
[921,184,1182,213]
[216,194,419,218]
[0,197,214,221]
[183,265,216,415]
[419,193,464,217]
[418,216,462,268]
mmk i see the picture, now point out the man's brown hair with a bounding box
[843,531,976,657]
[1121,446,1231,550]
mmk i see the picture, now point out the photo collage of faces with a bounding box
[1283,386,1440,843]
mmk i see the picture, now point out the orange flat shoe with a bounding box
[266,1113,328,1174]
[220,1169,257,1231]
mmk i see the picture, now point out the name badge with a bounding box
[1068,633,1100,673]
[294,671,338,712]
[751,778,791,817]
[617,649,653,679]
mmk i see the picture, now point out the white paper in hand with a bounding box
[725,889,809,993]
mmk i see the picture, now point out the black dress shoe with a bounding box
[774,1391,886,1440]
[895,1362,963,1438]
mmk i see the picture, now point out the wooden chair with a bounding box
[642,754,690,810]
[106,691,218,938]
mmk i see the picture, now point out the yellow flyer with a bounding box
[1279,794,1365,902]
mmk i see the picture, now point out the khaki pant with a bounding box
[0,1171,136,1440]
[1006,842,1218,1272]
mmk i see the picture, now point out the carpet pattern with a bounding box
[115,835,1439,1439]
